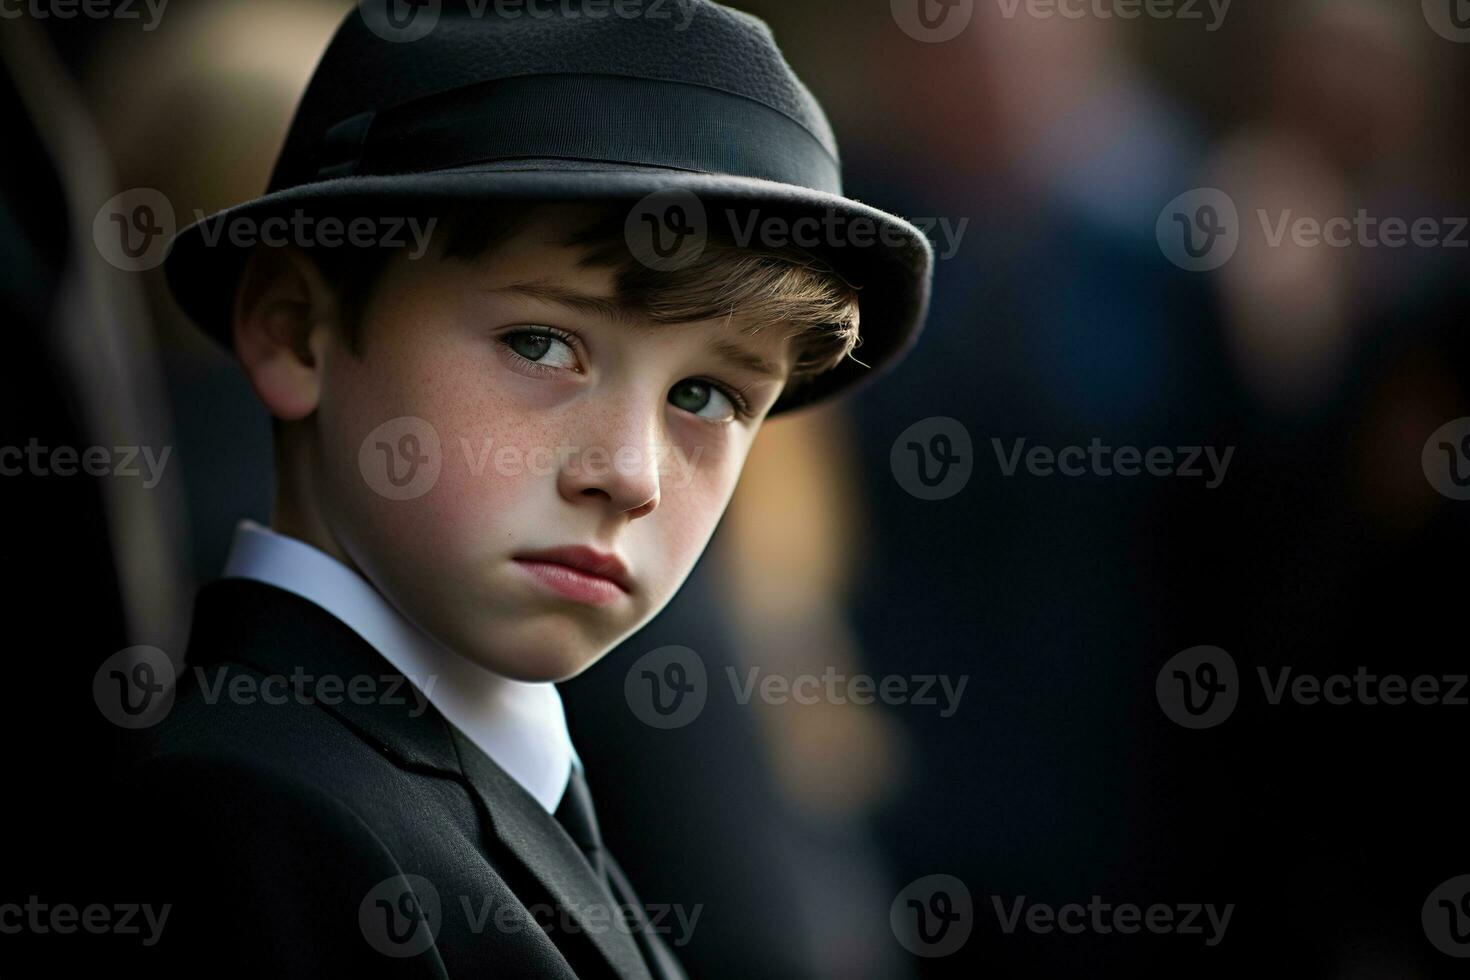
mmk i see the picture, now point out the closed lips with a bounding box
[512,546,632,593]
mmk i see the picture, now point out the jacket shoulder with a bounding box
[125,658,387,775]
[100,748,449,977]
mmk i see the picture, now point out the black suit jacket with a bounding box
[102,578,687,979]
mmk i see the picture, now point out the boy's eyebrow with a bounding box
[487,279,642,327]
[705,338,787,382]
[485,279,789,381]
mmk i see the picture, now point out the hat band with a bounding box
[293,73,843,196]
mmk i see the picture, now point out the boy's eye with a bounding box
[505,330,578,369]
[669,379,737,423]
[501,329,746,422]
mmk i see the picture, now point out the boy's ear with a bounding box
[231,244,340,421]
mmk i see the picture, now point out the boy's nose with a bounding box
[555,413,662,521]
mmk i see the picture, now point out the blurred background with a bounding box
[5,0,1470,976]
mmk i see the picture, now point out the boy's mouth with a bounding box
[511,544,633,605]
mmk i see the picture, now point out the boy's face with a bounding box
[307,205,794,681]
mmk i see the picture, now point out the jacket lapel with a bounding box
[449,726,654,980]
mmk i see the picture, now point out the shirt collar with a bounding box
[219,518,576,813]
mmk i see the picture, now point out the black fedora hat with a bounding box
[163,0,934,415]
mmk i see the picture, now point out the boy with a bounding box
[105,2,932,976]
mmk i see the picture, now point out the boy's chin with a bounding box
[455,624,611,684]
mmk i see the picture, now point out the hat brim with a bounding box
[163,161,934,416]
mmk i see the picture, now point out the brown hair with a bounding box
[305,199,863,391]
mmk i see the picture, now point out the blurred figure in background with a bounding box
[816,4,1224,975]
[1168,3,1470,975]
[1206,0,1455,413]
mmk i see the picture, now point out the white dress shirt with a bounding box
[220,519,576,813]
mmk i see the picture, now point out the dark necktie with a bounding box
[554,764,607,884]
